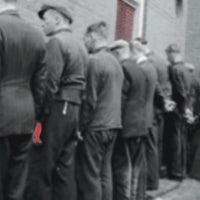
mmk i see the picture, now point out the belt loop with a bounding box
[62,101,68,115]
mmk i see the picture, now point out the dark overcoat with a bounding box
[139,60,163,128]
[121,58,149,138]
[0,10,46,137]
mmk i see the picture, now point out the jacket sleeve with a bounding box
[173,67,188,114]
[122,66,130,112]
[39,37,66,120]
[154,82,165,111]
[80,58,99,131]
[45,38,65,101]
[31,45,47,121]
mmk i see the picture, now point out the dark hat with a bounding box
[135,37,148,45]
[166,44,180,53]
[109,40,129,51]
[38,3,73,24]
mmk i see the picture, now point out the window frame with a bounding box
[115,0,146,39]
[115,0,136,40]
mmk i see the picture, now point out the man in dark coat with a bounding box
[141,41,172,189]
[165,44,191,180]
[77,22,124,200]
[25,3,87,200]
[132,41,168,191]
[0,1,46,200]
[110,40,150,200]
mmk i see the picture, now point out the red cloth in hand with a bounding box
[32,123,43,145]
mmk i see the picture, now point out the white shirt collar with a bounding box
[136,55,148,64]
[0,5,17,14]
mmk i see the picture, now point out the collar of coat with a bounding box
[92,46,108,54]
[51,28,72,36]
[0,5,18,16]
[136,55,148,64]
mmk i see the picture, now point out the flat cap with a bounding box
[38,3,73,24]
[166,44,180,53]
[109,39,129,51]
[135,37,148,45]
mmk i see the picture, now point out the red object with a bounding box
[34,123,42,137]
[116,0,135,40]
[32,122,43,144]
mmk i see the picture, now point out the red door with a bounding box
[116,0,135,40]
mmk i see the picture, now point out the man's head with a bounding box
[38,3,73,36]
[130,40,145,60]
[109,40,130,62]
[165,44,182,64]
[133,38,151,56]
[84,21,108,53]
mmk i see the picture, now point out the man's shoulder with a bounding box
[173,62,188,74]
[0,14,43,40]
[122,58,136,65]
[0,16,45,53]
[149,53,167,69]
[54,31,79,45]
[149,52,165,63]
[0,13,33,29]
[123,60,147,81]
[54,31,86,53]
[140,60,156,73]
[140,60,158,81]
[91,50,115,64]
[88,51,121,73]
[122,59,137,72]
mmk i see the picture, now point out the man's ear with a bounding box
[53,11,62,25]
[90,32,97,40]
[55,14,61,25]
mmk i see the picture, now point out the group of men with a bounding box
[0,1,197,200]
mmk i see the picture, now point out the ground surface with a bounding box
[147,178,200,200]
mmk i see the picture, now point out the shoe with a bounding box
[169,175,184,181]
[159,166,167,178]
[145,194,154,200]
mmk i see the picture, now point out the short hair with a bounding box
[130,40,144,53]
[166,44,180,54]
[86,21,108,39]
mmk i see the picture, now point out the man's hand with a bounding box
[76,131,84,141]
[32,123,43,145]
[164,99,176,112]
[184,108,195,124]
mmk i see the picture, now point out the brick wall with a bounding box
[116,0,135,40]
[145,0,188,60]
[185,0,200,72]
[18,0,117,41]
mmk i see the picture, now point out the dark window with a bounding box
[176,0,183,16]
[116,0,135,40]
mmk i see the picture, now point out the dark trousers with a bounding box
[189,126,200,179]
[163,113,187,178]
[112,135,147,200]
[25,101,79,200]
[77,130,117,200]
[0,134,32,200]
[156,115,165,169]
[146,126,160,190]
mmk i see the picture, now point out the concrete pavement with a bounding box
[147,178,200,200]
